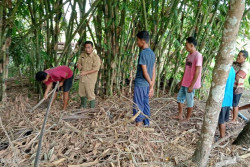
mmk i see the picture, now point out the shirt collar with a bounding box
[190,50,197,55]
[83,52,94,58]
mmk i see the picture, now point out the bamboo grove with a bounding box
[0,0,249,101]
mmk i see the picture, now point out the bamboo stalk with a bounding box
[141,0,148,30]
[56,0,101,65]
[34,82,59,167]
[28,90,55,112]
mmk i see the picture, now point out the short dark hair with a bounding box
[36,71,47,82]
[186,37,197,46]
[240,50,248,59]
[84,41,93,47]
[136,31,150,43]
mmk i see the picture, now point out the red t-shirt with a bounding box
[44,66,73,85]
[181,51,203,89]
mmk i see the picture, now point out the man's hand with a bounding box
[188,85,193,93]
[149,83,154,98]
[77,63,82,70]
[81,71,88,76]
[178,82,182,88]
[44,94,48,100]
[235,75,240,81]
[59,81,64,87]
[149,88,154,98]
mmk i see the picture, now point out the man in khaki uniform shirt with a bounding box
[77,41,101,108]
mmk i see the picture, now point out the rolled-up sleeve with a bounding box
[77,54,84,71]
[237,70,246,79]
[92,55,101,71]
[77,54,82,65]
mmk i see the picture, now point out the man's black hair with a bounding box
[36,71,47,82]
[186,37,197,46]
[84,41,93,47]
[240,50,248,59]
[136,31,150,43]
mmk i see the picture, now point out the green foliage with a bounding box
[71,80,79,93]
[2,0,250,99]
[8,65,19,78]
[245,74,250,89]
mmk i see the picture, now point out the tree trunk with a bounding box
[141,0,148,30]
[2,38,10,102]
[192,1,245,167]
[0,0,5,102]
[78,0,87,43]
[233,121,250,146]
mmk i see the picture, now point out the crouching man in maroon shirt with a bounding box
[36,65,73,110]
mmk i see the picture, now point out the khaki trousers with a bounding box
[79,81,96,100]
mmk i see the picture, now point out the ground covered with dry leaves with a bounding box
[0,80,250,167]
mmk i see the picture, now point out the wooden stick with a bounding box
[68,149,110,167]
[127,127,155,132]
[121,95,168,141]
[0,116,18,167]
[240,153,250,159]
[28,90,54,112]
[153,103,172,116]
[213,127,243,148]
[150,97,177,102]
[62,115,89,120]
[214,157,237,167]
[34,82,59,167]
[51,158,66,166]
[68,160,99,167]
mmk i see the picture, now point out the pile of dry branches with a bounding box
[0,86,250,167]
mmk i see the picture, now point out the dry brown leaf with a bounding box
[51,158,66,166]
[68,160,99,167]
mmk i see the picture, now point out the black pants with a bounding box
[53,75,73,92]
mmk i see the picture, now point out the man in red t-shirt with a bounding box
[173,37,203,122]
[36,66,73,110]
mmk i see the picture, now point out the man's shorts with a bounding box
[232,93,242,107]
[218,107,230,124]
[177,86,195,108]
[53,75,73,92]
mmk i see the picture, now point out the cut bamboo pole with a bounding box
[34,82,59,167]
[28,90,54,112]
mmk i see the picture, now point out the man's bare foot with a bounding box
[61,105,67,111]
[172,115,183,120]
[230,120,238,124]
[180,118,189,123]
[136,122,143,127]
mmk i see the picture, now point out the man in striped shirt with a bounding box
[231,50,249,123]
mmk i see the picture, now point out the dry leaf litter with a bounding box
[0,79,250,167]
